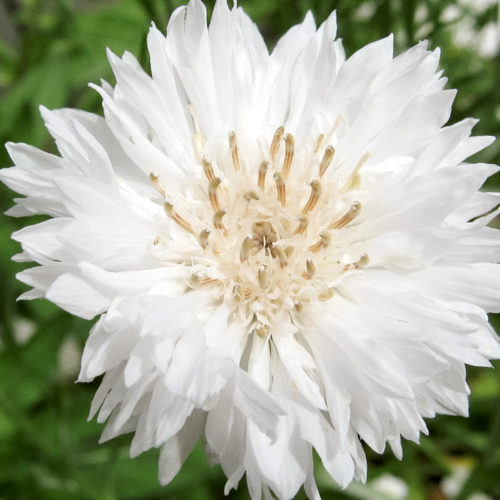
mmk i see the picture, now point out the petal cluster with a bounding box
[1,1,500,499]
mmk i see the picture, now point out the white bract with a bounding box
[2,1,500,498]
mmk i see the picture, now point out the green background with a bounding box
[0,0,499,499]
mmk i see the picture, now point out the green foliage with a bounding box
[0,0,499,499]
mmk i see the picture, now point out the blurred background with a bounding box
[0,0,499,499]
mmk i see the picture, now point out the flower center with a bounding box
[150,125,369,337]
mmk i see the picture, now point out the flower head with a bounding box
[2,0,500,498]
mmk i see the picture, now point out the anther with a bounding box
[258,161,269,190]
[153,237,161,246]
[354,253,369,269]
[304,259,316,279]
[329,201,362,229]
[244,190,260,202]
[164,202,194,234]
[198,228,211,249]
[309,231,331,253]
[212,209,227,234]
[319,288,334,301]
[293,301,303,312]
[258,265,268,289]
[282,133,295,180]
[149,172,166,196]
[344,253,369,271]
[254,322,269,339]
[274,172,286,205]
[228,131,241,172]
[284,246,294,257]
[314,133,325,153]
[202,156,215,182]
[208,177,222,211]
[190,273,218,286]
[319,146,335,177]
[344,152,370,191]
[233,284,252,301]
[293,213,309,236]
[302,180,321,214]
[270,126,284,162]
[240,236,254,263]
[270,243,287,268]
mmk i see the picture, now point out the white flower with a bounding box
[2,1,500,498]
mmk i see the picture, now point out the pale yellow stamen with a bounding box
[212,209,227,234]
[302,180,321,214]
[240,236,254,263]
[319,146,335,177]
[344,253,369,271]
[202,156,215,182]
[304,259,316,279]
[270,126,284,162]
[208,177,222,212]
[270,243,287,268]
[282,133,295,180]
[258,161,269,190]
[314,133,325,153]
[274,172,286,205]
[293,213,309,236]
[309,231,331,253]
[149,172,166,196]
[258,265,268,289]
[164,202,194,234]
[319,288,334,301]
[254,322,269,339]
[329,201,362,229]
[244,190,260,202]
[229,131,241,172]
[344,152,370,191]
[198,228,211,249]
[190,273,218,286]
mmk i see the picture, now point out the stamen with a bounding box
[314,133,325,153]
[229,131,241,172]
[282,133,295,180]
[309,231,331,253]
[293,214,309,236]
[304,259,316,279]
[270,126,284,162]
[254,322,269,339]
[198,228,211,249]
[149,172,166,196]
[190,273,218,286]
[208,177,222,212]
[344,253,369,271]
[344,152,370,191]
[258,161,269,190]
[164,202,194,234]
[244,190,260,202]
[285,246,294,257]
[274,172,286,205]
[233,284,252,301]
[293,301,303,312]
[302,180,321,214]
[258,265,268,289]
[270,243,287,268]
[319,146,335,177]
[319,288,334,301]
[212,209,227,234]
[240,236,254,263]
[193,133,205,161]
[153,237,161,246]
[329,201,362,229]
[202,156,215,182]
